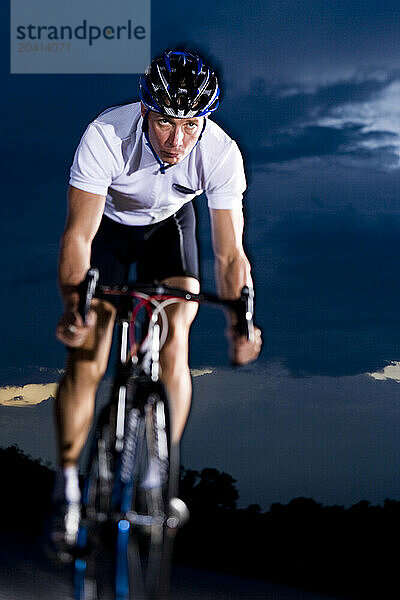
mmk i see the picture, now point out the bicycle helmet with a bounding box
[139,50,220,118]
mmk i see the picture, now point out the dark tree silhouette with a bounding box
[180,467,239,512]
[0,445,54,533]
[244,503,262,514]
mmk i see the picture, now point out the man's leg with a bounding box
[55,299,116,468]
[159,276,200,444]
[50,300,116,552]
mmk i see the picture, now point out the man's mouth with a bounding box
[162,151,181,158]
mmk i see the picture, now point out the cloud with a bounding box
[252,123,366,164]
[368,361,400,383]
[191,368,214,377]
[314,77,400,169]
[221,72,400,171]
[0,383,57,407]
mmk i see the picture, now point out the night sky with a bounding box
[1,1,400,510]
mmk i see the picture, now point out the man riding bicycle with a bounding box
[52,49,262,549]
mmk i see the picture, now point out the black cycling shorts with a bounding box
[90,201,199,287]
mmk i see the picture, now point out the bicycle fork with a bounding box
[115,519,131,600]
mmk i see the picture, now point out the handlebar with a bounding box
[77,268,255,342]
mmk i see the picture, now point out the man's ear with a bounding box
[140,102,148,118]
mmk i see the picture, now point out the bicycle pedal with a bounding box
[167,497,190,528]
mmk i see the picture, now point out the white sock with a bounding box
[63,465,81,503]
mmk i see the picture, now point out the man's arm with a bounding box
[56,185,106,346]
[210,207,262,364]
[210,207,252,299]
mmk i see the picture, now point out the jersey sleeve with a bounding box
[205,141,246,210]
[69,123,120,196]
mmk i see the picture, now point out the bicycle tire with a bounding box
[120,378,179,600]
[74,378,181,600]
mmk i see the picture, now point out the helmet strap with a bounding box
[142,109,173,174]
[196,117,207,143]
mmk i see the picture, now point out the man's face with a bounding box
[141,104,204,165]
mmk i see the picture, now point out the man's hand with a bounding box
[228,325,262,365]
[56,309,97,348]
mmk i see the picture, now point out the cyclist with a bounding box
[51,49,262,550]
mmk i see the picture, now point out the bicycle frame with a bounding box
[73,268,255,600]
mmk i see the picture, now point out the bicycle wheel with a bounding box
[118,378,181,600]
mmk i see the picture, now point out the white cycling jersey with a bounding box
[69,102,246,226]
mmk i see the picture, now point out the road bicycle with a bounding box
[71,268,255,600]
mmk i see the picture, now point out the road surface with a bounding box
[0,533,350,600]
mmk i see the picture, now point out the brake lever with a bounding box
[77,268,99,324]
[233,286,255,342]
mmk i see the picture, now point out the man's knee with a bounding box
[162,328,187,356]
[160,324,190,372]
[160,298,197,372]
[63,356,106,390]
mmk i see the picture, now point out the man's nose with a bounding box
[168,126,184,147]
